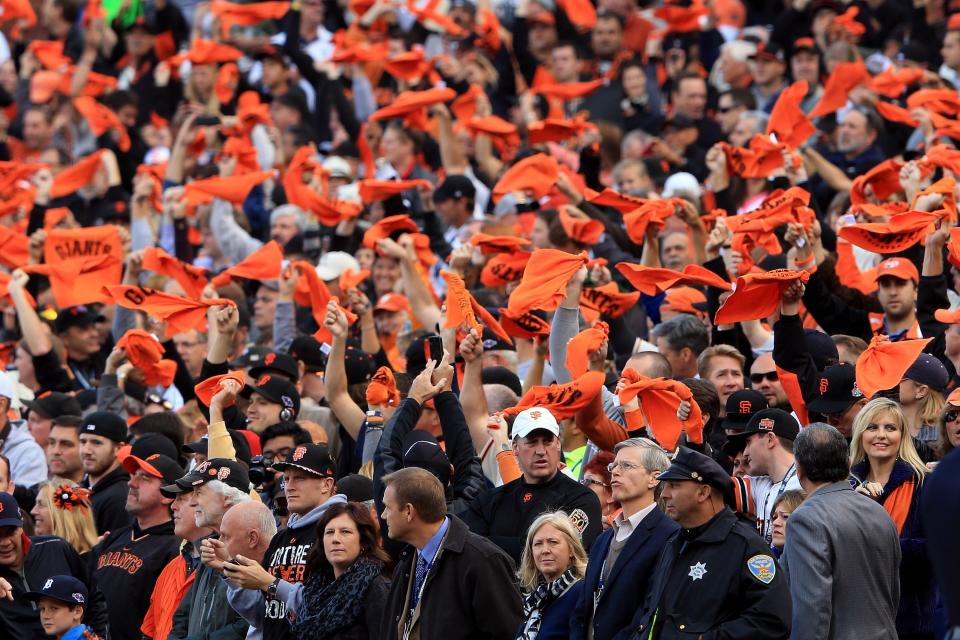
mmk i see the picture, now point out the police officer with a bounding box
[630,447,791,640]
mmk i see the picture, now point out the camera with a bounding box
[247,455,275,487]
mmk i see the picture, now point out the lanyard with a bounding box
[761,464,796,545]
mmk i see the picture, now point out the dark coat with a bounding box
[0,534,110,639]
[300,574,390,640]
[522,580,584,640]
[630,508,792,640]
[571,507,680,640]
[380,515,522,640]
[850,459,933,637]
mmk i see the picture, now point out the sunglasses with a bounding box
[750,371,779,384]
[945,410,960,423]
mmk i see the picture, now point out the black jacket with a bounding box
[380,515,522,640]
[629,508,792,640]
[91,519,180,640]
[462,470,602,563]
[571,507,680,640]
[0,534,110,639]
[84,464,132,536]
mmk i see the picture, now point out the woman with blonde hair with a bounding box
[30,482,98,556]
[516,511,587,640]
[849,397,933,640]
[899,353,948,462]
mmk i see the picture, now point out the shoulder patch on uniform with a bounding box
[747,554,776,585]
[568,508,589,534]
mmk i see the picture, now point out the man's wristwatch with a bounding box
[264,577,281,597]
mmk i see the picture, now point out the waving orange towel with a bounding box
[618,370,703,450]
[506,249,587,316]
[855,336,932,398]
[714,269,810,325]
[116,329,177,388]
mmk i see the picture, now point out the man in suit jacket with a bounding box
[571,438,679,640]
[784,423,900,640]
[379,467,522,640]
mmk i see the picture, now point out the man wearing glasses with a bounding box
[571,438,678,640]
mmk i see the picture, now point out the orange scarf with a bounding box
[883,478,914,535]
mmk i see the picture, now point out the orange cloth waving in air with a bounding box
[855,335,932,398]
[585,187,647,213]
[366,366,401,407]
[504,370,606,420]
[50,150,106,198]
[73,97,131,152]
[24,253,121,308]
[481,251,531,288]
[210,241,283,287]
[580,283,640,320]
[358,179,432,204]
[808,61,869,119]
[194,371,246,407]
[849,159,904,205]
[622,199,684,243]
[292,261,358,329]
[615,263,731,296]
[184,171,274,208]
[469,233,531,254]
[714,269,810,325]
[362,214,419,250]
[533,79,605,100]
[142,247,209,299]
[103,285,236,337]
[441,270,482,336]
[565,321,608,378]
[767,81,816,149]
[507,249,588,316]
[559,206,604,244]
[499,308,551,340]
[339,268,370,292]
[0,225,29,270]
[837,211,939,254]
[116,329,177,388]
[492,154,560,202]
[618,371,703,450]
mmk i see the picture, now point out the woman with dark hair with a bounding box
[283,502,391,639]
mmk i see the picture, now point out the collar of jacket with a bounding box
[849,459,917,492]
[682,507,736,544]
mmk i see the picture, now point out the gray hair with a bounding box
[651,314,709,356]
[738,110,769,135]
[484,384,520,414]
[794,423,850,484]
[614,438,671,473]
[205,480,251,509]
[270,204,308,230]
[229,501,277,538]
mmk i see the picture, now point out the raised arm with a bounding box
[322,300,367,439]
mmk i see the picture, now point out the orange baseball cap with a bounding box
[374,293,411,314]
[946,387,960,407]
[874,257,919,284]
[661,286,707,316]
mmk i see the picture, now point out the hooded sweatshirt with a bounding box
[0,420,47,486]
[226,494,347,640]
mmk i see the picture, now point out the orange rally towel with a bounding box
[565,321,608,378]
[615,263,731,296]
[469,232,531,254]
[194,371,246,407]
[837,211,939,254]
[559,206,605,244]
[618,370,703,450]
[504,370,606,420]
[492,154,560,202]
[808,60,869,119]
[116,329,177,387]
[103,285,236,337]
[506,249,588,316]
[22,254,122,308]
[50,150,106,198]
[767,81,816,149]
[210,241,283,287]
[855,335,932,398]
[714,269,810,325]
[481,251,531,287]
[142,247,209,299]
[362,214,419,249]
[366,366,401,406]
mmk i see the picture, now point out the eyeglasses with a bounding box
[717,105,735,113]
[945,410,960,423]
[608,461,644,473]
[581,478,609,488]
[750,371,779,384]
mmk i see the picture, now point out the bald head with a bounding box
[624,351,672,379]
[220,501,277,561]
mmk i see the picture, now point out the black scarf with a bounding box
[516,568,580,640]
[290,557,384,639]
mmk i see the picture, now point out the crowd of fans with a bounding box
[1,0,960,638]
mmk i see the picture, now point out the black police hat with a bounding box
[249,352,301,383]
[24,392,82,420]
[273,443,337,478]
[725,408,800,449]
[241,374,301,419]
[288,336,326,372]
[24,575,88,608]
[433,175,476,204]
[161,458,251,497]
[659,446,732,491]
[722,390,768,431]
[81,411,128,443]
[807,364,863,415]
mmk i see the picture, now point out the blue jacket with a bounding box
[570,506,679,640]
[522,580,584,640]
[851,459,933,638]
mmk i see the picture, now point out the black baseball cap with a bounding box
[122,453,185,485]
[288,336,326,372]
[273,443,337,477]
[481,366,523,397]
[241,374,301,418]
[804,329,839,372]
[81,411,128,443]
[722,390,768,431]
[55,305,105,334]
[337,474,373,502]
[807,364,863,415]
[658,446,732,491]
[249,352,300,383]
[161,458,251,497]
[127,432,180,461]
[433,175,476,204]
[0,492,22,527]
[229,346,272,370]
[725,408,800,448]
[903,353,949,393]
[750,41,785,63]
[24,392,82,420]
[24,575,88,608]
[345,345,377,384]
[481,327,516,353]
[402,430,451,485]
[182,430,253,465]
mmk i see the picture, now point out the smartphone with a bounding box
[195,114,221,126]
[427,336,444,363]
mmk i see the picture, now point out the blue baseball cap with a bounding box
[24,575,88,608]
[0,492,23,528]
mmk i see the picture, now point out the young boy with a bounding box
[23,575,100,640]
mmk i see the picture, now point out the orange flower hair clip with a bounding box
[52,483,91,512]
